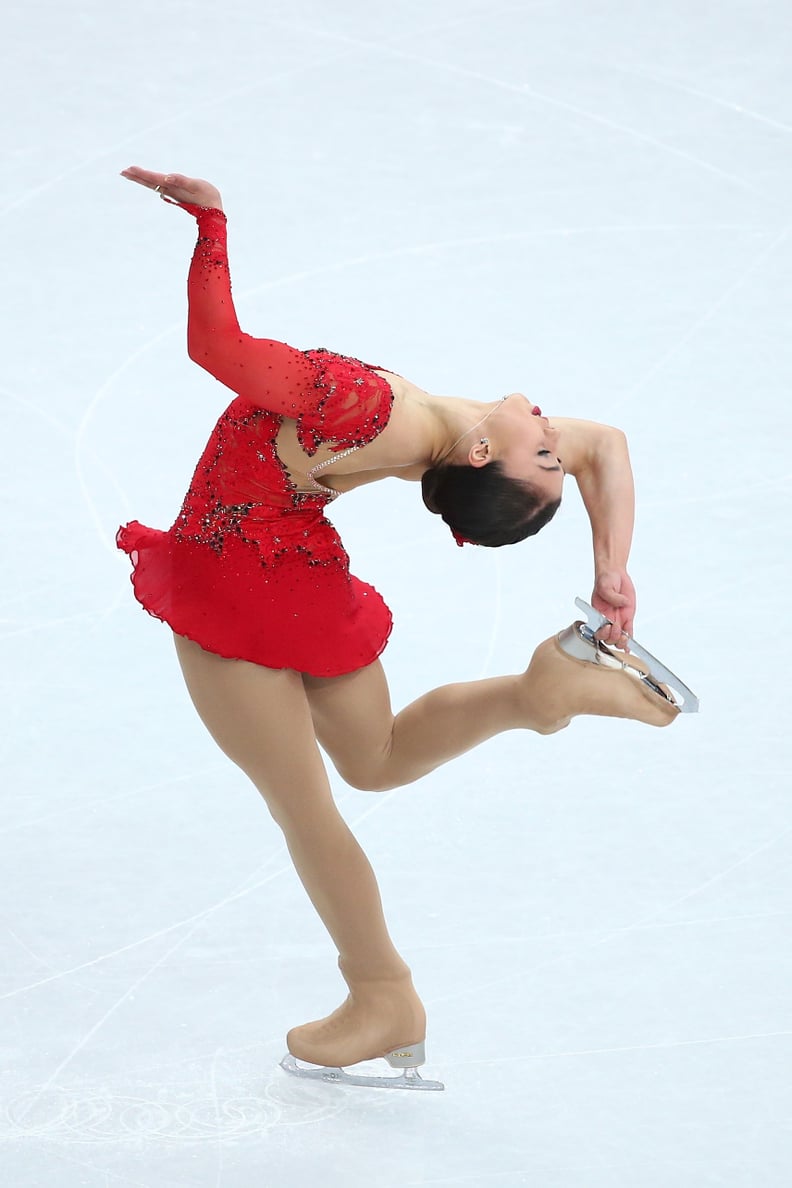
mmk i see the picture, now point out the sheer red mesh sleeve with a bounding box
[177,203,394,455]
[182,204,323,417]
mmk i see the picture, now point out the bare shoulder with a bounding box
[548,417,627,477]
[351,371,435,470]
[275,370,435,495]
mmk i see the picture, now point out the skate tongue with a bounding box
[574,598,699,713]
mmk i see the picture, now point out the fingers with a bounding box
[121,167,189,196]
[595,623,631,649]
[591,571,636,648]
[595,587,629,608]
[120,167,223,211]
[121,166,166,190]
[592,606,632,647]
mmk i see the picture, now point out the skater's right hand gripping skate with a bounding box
[591,568,636,646]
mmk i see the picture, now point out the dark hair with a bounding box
[421,460,561,547]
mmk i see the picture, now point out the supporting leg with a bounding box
[172,634,425,1065]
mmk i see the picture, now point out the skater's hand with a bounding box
[592,569,636,646]
[120,166,223,211]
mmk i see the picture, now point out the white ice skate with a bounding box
[562,598,699,714]
[279,1041,445,1092]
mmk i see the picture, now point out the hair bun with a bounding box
[420,467,443,514]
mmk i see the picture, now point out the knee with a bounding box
[336,756,396,794]
[340,767,394,794]
[330,729,398,792]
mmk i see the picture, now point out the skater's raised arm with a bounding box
[551,418,636,641]
[181,207,324,412]
[120,166,325,418]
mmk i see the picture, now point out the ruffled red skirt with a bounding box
[116,519,393,678]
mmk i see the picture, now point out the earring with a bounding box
[480,437,489,445]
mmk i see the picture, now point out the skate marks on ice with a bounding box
[0,381,129,642]
[2,835,308,1129]
[426,818,792,1054]
[2,0,501,220]
[0,789,416,1129]
[0,764,228,840]
[0,774,396,1006]
[0,850,287,1003]
[0,46,369,221]
[599,58,792,140]
[445,1024,792,1070]
[2,1062,345,1146]
[267,16,768,197]
[612,223,791,413]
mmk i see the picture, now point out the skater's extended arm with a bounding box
[121,166,324,417]
[121,166,391,448]
[551,418,636,639]
[182,208,324,413]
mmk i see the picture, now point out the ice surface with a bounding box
[2,1,791,1184]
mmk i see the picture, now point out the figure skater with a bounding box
[116,167,696,1090]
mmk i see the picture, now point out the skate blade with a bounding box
[279,1053,445,1092]
[574,598,699,714]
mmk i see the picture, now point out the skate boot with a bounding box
[523,598,699,734]
[280,963,444,1091]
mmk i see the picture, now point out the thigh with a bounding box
[172,633,330,816]
[301,660,396,789]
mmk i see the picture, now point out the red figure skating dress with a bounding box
[116,205,394,677]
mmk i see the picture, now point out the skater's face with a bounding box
[483,394,565,504]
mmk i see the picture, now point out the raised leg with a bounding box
[304,661,528,792]
[304,630,677,793]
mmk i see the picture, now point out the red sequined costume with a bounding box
[116,205,394,677]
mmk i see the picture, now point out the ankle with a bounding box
[338,955,412,986]
[518,645,575,732]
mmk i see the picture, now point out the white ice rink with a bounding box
[3,1,792,1184]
